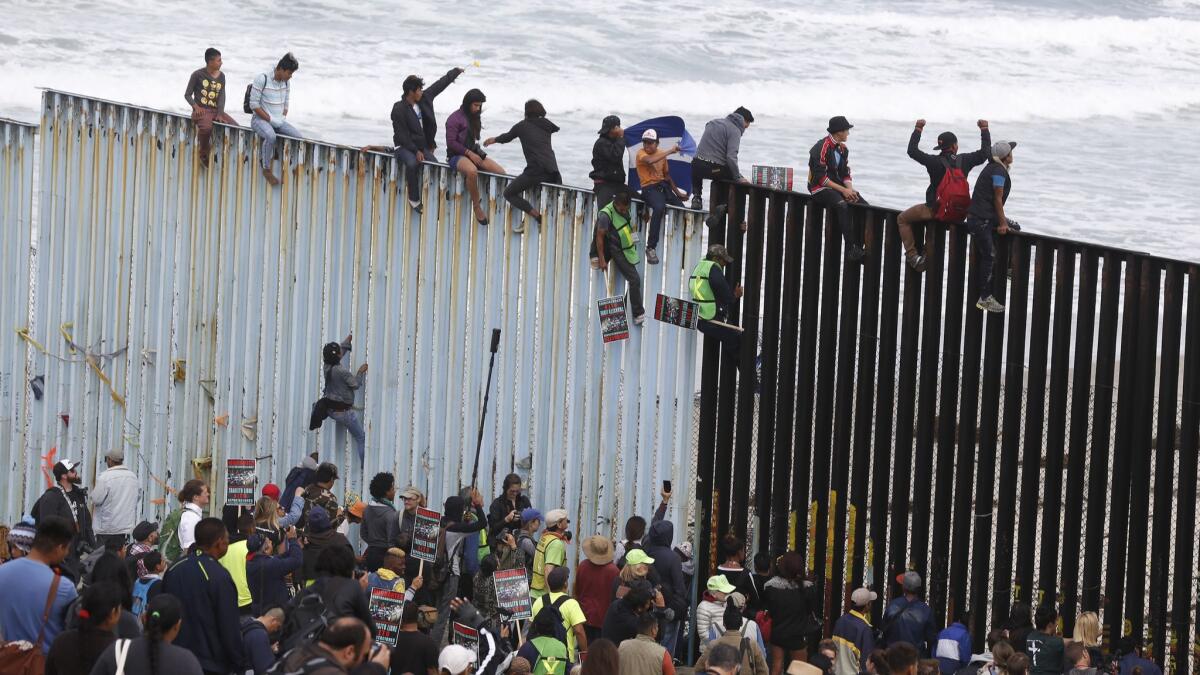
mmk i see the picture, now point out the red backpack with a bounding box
[933,156,971,222]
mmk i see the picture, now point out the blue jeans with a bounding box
[328,409,365,461]
[250,117,302,169]
[394,147,423,202]
[661,618,682,656]
[641,182,682,250]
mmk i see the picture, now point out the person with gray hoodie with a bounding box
[690,107,753,212]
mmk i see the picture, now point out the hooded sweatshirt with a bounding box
[590,134,627,183]
[694,112,747,180]
[493,117,560,175]
[446,89,488,159]
[643,520,687,618]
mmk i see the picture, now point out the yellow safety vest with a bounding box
[690,259,718,320]
[601,202,639,265]
[531,531,562,595]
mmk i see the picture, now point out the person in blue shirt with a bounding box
[0,516,78,654]
[934,607,972,674]
[834,587,878,673]
[1117,636,1163,675]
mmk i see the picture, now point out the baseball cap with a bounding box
[105,448,124,463]
[992,141,1017,158]
[439,644,476,675]
[521,507,543,525]
[261,483,281,501]
[131,521,158,542]
[707,244,735,264]
[625,548,656,566]
[544,508,569,528]
[641,128,658,142]
[935,131,958,150]
[851,587,878,606]
[896,570,923,592]
[707,574,737,594]
[53,459,79,479]
[307,506,332,533]
[599,115,621,135]
[399,486,423,501]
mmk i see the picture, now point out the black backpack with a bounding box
[242,74,267,115]
[279,582,335,653]
[533,595,571,644]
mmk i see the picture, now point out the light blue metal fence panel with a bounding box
[9,90,702,560]
[0,118,36,519]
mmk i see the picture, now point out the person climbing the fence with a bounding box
[184,47,237,168]
[247,52,300,186]
[966,141,1020,314]
[308,334,368,460]
[593,189,646,326]
[485,99,561,233]
[690,244,743,357]
[897,119,992,272]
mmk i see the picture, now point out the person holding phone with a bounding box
[487,473,532,540]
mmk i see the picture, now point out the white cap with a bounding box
[439,645,476,675]
[851,587,878,606]
[641,128,658,141]
[544,508,569,528]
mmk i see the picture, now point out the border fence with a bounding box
[0,91,702,561]
[695,187,1199,670]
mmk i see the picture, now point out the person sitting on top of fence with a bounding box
[446,88,506,227]
[184,47,237,169]
[485,99,561,233]
[635,129,690,265]
[247,52,300,186]
[897,119,992,272]
[808,115,868,264]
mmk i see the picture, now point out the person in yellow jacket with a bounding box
[593,190,646,325]
[689,244,743,355]
[531,508,570,598]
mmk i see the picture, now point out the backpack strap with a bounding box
[113,639,132,675]
[34,570,63,650]
[551,594,570,610]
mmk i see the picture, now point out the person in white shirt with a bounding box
[248,52,301,186]
[91,448,140,552]
[177,479,210,554]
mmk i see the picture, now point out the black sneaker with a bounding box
[704,204,728,229]
[847,244,866,263]
[907,254,927,272]
[691,195,703,210]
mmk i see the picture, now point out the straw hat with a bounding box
[582,536,614,565]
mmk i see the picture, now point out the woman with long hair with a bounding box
[446,88,506,225]
[46,580,124,675]
[1072,612,1104,671]
[90,594,204,675]
[764,552,813,675]
[580,638,620,675]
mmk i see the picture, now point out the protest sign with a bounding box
[411,507,441,563]
[225,458,256,507]
[368,588,405,646]
[493,567,533,620]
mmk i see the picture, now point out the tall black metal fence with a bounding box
[694,183,1199,672]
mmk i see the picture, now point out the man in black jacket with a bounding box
[808,116,867,263]
[390,68,464,212]
[164,517,247,675]
[897,119,992,272]
[589,115,626,267]
[32,458,95,579]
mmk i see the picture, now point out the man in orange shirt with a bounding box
[636,129,689,265]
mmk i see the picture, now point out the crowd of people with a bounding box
[184,47,1020,331]
[0,451,1171,675]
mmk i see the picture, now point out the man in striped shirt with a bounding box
[248,52,301,185]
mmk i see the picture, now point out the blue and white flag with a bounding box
[625,116,697,192]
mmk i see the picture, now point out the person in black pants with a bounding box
[389,68,464,214]
[808,116,868,263]
[690,107,753,212]
[486,99,561,233]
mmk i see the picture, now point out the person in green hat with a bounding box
[697,574,738,652]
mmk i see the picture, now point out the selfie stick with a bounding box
[471,329,502,489]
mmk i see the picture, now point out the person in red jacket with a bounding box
[575,536,620,645]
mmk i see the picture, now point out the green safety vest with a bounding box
[690,259,718,320]
[601,202,639,265]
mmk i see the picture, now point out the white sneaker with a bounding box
[512,219,525,234]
